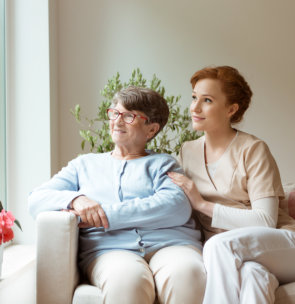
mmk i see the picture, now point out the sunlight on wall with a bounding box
[6,0,52,244]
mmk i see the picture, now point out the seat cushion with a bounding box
[275,282,295,304]
[72,284,103,304]
[73,282,295,304]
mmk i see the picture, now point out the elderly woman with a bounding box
[28,86,206,304]
[169,66,295,304]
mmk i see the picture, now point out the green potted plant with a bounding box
[71,68,201,155]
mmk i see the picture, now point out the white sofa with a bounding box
[36,183,295,304]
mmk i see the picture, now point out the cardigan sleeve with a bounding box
[28,157,84,219]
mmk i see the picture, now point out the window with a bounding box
[0,0,6,208]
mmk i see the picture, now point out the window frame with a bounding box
[0,0,7,209]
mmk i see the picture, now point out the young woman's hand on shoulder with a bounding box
[168,172,214,217]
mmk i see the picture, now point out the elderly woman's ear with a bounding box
[146,123,160,140]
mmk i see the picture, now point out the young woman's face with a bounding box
[190,78,237,132]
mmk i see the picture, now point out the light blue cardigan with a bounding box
[28,151,202,273]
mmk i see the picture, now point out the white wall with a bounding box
[56,0,295,183]
[6,0,53,244]
[5,0,295,244]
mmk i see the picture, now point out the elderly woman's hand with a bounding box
[71,195,109,229]
[167,172,214,217]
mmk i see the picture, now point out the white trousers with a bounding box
[202,227,295,304]
[87,245,206,304]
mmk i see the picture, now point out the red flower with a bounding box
[0,226,14,245]
[0,209,16,245]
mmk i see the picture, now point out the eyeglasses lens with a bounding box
[107,109,135,124]
[107,109,117,120]
[122,113,135,123]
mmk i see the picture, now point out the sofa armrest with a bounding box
[36,211,80,304]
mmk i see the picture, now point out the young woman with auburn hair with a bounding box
[168,66,295,304]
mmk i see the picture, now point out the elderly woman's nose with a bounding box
[114,114,125,124]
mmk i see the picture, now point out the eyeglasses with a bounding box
[107,108,148,124]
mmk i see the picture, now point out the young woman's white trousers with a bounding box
[87,245,206,304]
[202,226,295,304]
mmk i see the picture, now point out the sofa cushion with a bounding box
[275,282,295,304]
[281,183,295,219]
[72,284,103,304]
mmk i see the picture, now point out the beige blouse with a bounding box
[179,131,295,240]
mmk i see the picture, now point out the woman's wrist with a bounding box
[71,195,86,209]
[194,199,215,218]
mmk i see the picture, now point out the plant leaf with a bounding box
[14,219,22,231]
[70,68,202,155]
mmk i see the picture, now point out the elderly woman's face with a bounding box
[109,102,158,149]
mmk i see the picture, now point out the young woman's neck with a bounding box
[204,127,237,163]
[205,126,236,146]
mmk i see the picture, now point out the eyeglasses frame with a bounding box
[107,108,148,124]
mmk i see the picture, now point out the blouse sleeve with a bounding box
[211,140,284,230]
[245,141,284,201]
[212,196,279,230]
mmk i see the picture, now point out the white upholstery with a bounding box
[36,211,295,304]
[36,212,81,304]
[73,284,103,304]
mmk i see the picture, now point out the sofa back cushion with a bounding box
[280,183,295,219]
